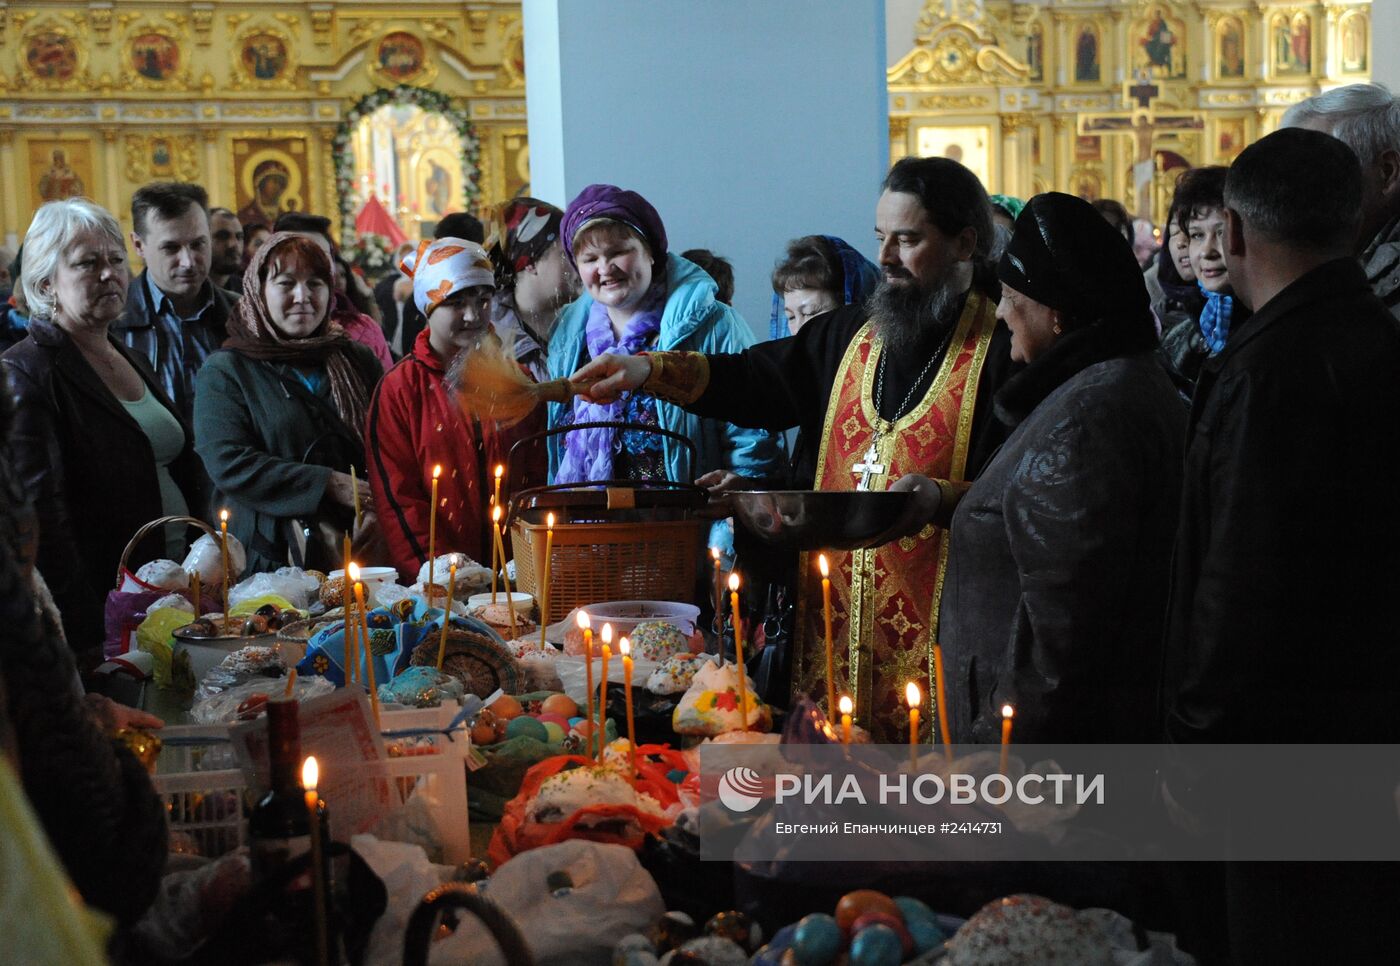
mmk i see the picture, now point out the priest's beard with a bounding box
[867,276,963,354]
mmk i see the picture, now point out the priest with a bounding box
[571,157,1015,741]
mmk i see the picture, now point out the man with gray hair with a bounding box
[1283,82,1400,318]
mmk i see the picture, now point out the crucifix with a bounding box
[1078,72,1203,219]
[853,441,886,491]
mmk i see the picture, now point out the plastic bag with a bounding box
[433,840,664,966]
[672,659,771,736]
[135,559,189,591]
[377,667,464,708]
[229,567,320,610]
[137,606,199,688]
[182,532,246,586]
[190,676,334,725]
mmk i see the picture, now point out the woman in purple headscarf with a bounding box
[545,184,781,487]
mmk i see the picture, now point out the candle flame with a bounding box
[494,464,503,480]
[576,610,590,629]
[433,464,442,479]
[728,572,740,592]
[838,694,853,715]
[219,508,228,523]
[348,562,360,581]
[301,755,318,792]
[906,681,921,707]
[1002,703,1015,720]
[600,623,613,644]
[619,637,630,657]
[492,504,502,523]
[546,512,556,529]
[818,553,830,578]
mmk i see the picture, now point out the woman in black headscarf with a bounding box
[904,192,1186,746]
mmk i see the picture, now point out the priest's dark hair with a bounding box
[882,157,994,267]
[131,181,208,237]
[1225,128,1362,253]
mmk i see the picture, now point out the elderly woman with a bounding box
[367,238,528,580]
[1,198,199,661]
[547,184,782,487]
[911,192,1186,746]
[194,232,381,574]
[487,197,579,382]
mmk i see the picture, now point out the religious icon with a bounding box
[241,33,289,82]
[29,140,94,210]
[130,32,180,82]
[1073,173,1102,203]
[423,160,453,216]
[915,126,991,188]
[1140,10,1174,70]
[1273,13,1311,75]
[1075,24,1100,83]
[1218,18,1245,79]
[36,148,85,201]
[1075,135,1102,162]
[1026,23,1044,83]
[1341,14,1368,74]
[1217,119,1246,162]
[233,138,308,230]
[25,30,80,82]
[151,139,173,175]
[376,32,426,81]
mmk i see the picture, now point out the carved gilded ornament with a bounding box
[124,134,199,182]
[915,93,989,111]
[310,8,334,46]
[90,8,113,46]
[496,19,526,90]
[228,22,300,91]
[889,116,911,140]
[1000,113,1036,137]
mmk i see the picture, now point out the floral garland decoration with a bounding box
[332,84,482,246]
[341,232,398,278]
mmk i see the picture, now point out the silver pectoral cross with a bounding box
[853,440,885,491]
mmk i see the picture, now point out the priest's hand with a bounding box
[570,353,652,404]
[695,469,751,518]
[886,473,944,537]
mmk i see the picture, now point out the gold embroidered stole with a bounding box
[792,291,996,742]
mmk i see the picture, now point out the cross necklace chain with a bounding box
[853,322,958,491]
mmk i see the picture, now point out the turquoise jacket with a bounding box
[546,253,783,485]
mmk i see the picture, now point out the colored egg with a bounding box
[849,913,911,956]
[568,715,586,727]
[893,896,936,927]
[705,910,761,952]
[847,924,902,966]
[505,715,548,741]
[490,694,524,719]
[834,890,899,931]
[542,722,566,744]
[570,719,595,738]
[905,915,946,955]
[470,721,497,745]
[791,913,841,965]
[541,693,578,717]
[537,712,570,729]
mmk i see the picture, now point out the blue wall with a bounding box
[524,0,888,342]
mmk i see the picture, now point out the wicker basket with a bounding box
[505,422,708,627]
[114,514,218,589]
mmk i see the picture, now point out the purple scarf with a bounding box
[556,290,665,483]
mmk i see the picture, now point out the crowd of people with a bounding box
[1,80,1398,962]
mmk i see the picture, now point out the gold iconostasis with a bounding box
[889,0,1373,223]
[0,1,530,247]
[0,1,1377,247]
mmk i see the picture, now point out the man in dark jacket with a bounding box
[1161,128,1400,964]
[112,182,238,422]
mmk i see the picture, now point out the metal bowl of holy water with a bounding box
[729,490,918,551]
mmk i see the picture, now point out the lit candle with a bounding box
[350,464,361,529]
[598,624,613,763]
[933,643,953,762]
[436,563,457,670]
[838,694,853,745]
[578,611,594,758]
[493,463,504,509]
[620,636,636,774]
[491,506,516,638]
[538,512,555,651]
[350,564,380,730]
[818,554,835,717]
[907,681,921,771]
[301,756,329,966]
[999,703,1015,775]
[284,666,298,698]
[427,464,441,581]
[728,573,749,732]
[710,546,722,626]
[219,509,231,632]
[342,535,354,686]
[489,495,498,604]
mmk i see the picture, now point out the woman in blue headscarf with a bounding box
[768,235,880,340]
